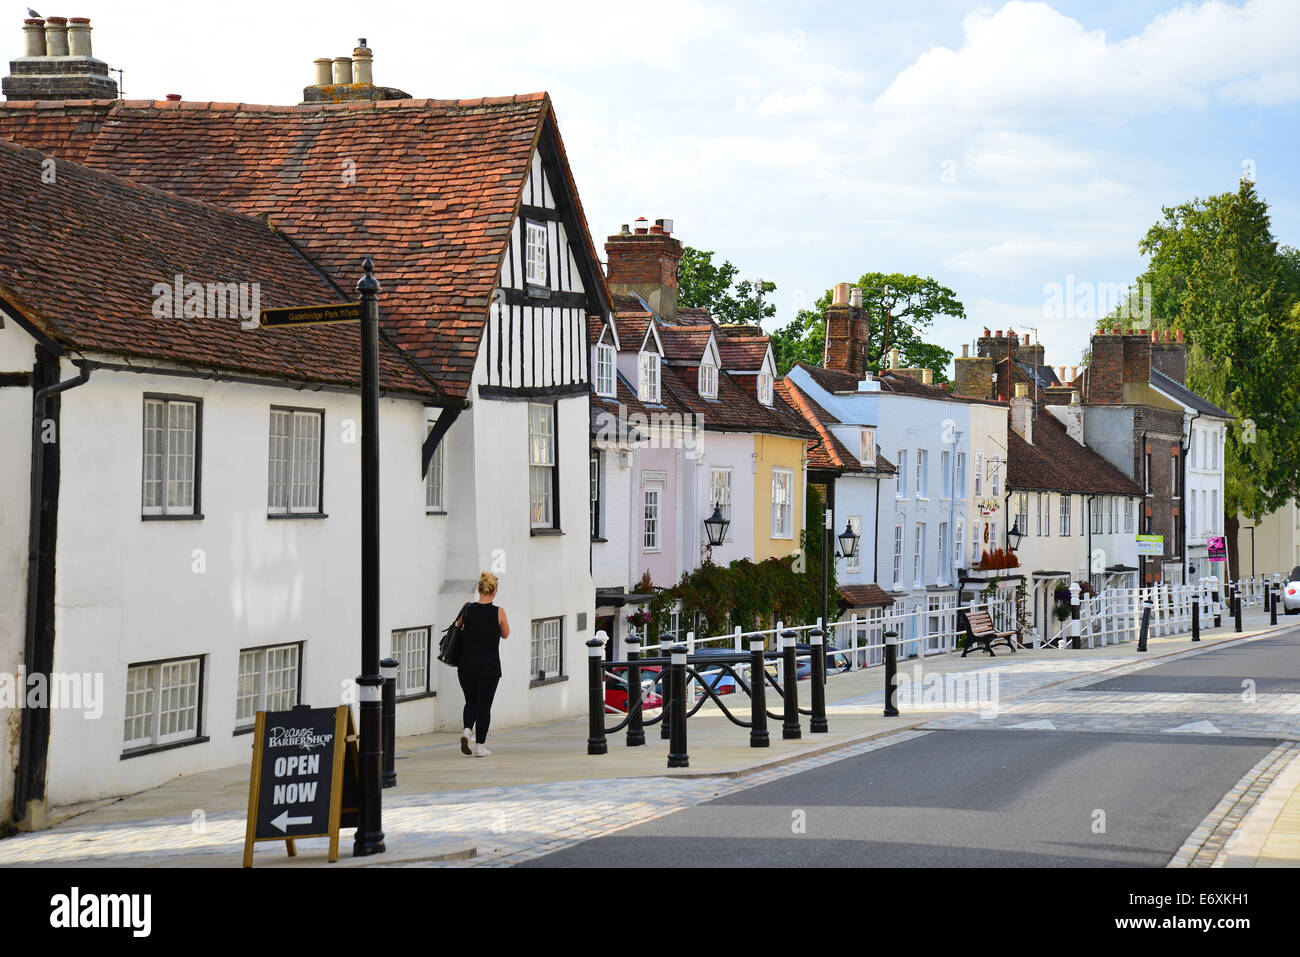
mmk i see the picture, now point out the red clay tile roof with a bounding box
[659,326,715,363]
[0,96,609,399]
[657,366,816,439]
[616,316,655,353]
[837,584,895,608]
[0,137,442,398]
[717,334,772,371]
[1007,406,1145,496]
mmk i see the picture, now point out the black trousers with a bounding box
[458,662,501,744]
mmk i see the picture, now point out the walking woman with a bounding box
[459,571,509,757]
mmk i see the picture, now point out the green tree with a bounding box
[770,273,965,379]
[1120,179,1300,575]
[677,246,777,326]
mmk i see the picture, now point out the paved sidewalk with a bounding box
[0,609,1289,867]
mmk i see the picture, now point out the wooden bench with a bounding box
[959,609,1016,657]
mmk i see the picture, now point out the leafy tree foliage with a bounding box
[677,246,777,326]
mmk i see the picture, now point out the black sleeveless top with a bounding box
[459,601,502,674]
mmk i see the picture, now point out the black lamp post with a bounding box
[703,505,729,563]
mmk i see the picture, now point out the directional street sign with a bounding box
[259,302,362,328]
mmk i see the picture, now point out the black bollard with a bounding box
[809,626,828,734]
[586,638,607,756]
[625,634,645,747]
[749,641,770,748]
[1235,592,1243,633]
[1070,583,1081,650]
[883,630,900,716]
[379,657,398,788]
[1137,598,1152,652]
[667,644,689,768]
[1213,588,1221,628]
[780,629,801,739]
[1272,586,1279,627]
[1191,600,1200,642]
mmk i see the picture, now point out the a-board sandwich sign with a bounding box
[243,705,359,866]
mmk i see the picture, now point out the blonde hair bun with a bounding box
[477,571,499,596]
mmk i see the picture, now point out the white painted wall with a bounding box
[40,359,446,807]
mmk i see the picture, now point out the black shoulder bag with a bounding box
[437,602,473,667]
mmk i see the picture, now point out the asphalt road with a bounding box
[1082,627,1300,694]
[519,729,1274,866]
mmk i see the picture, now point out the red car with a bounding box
[604,666,664,714]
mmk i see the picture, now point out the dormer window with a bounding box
[638,352,660,403]
[859,427,875,467]
[699,362,717,399]
[758,372,773,406]
[525,221,548,286]
[595,344,615,397]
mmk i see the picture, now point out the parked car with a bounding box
[1283,567,1300,614]
[604,665,663,713]
[761,644,853,682]
[686,647,743,697]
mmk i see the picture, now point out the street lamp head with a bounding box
[1008,519,1024,551]
[704,504,729,548]
[837,521,860,559]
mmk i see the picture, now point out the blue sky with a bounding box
[52,0,1300,373]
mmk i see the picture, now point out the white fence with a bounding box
[634,574,1281,667]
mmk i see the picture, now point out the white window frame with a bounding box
[956,452,967,499]
[530,617,563,681]
[390,627,431,699]
[892,518,904,587]
[915,450,928,499]
[425,423,446,512]
[896,450,908,498]
[529,403,556,528]
[124,655,203,751]
[955,519,965,569]
[595,344,616,397]
[699,361,717,399]
[771,467,794,539]
[758,372,774,406]
[859,428,876,467]
[710,467,733,526]
[913,523,926,586]
[846,515,862,572]
[990,457,1000,497]
[1016,493,1029,538]
[643,487,661,551]
[142,396,198,516]
[638,351,661,403]
[1060,494,1071,536]
[268,407,323,515]
[236,643,300,729]
[1125,496,1134,534]
[590,451,602,538]
[938,521,950,583]
[525,221,548,286]
[940,451,951,499]
[973,450,984,496]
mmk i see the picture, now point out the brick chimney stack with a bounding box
[605,217,684,322]
[821,282,869,377]
[1150,327,1187,384]
[4,16,119,100]
[1086,329,1153,404]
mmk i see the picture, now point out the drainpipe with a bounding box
[14,355,92,826]
[872,475,880,583]
[1182,412,1200,585]
[1086,493,1096,589]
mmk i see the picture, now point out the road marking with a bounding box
[1006,719,1057,730]
[1164,720,1221,735]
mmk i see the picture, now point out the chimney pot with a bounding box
[889,347,900,369]
[961,344,969,358]
[1023,333,1030,345]
[619,223,631,236]
[655,218,674,235]
[1014,382,1027,398]
[921,369,933,385]
[983,327,991,337]
[22,18,46,57]
[313,58,333,86]
[849,286,862,308]
[1070,389,1081,405]
[633,217,649,235]
[1070,364,1078,380]
[352,45,373,85]
[332,56,354,85]
[43,16,69,57]
[1176,329,1183,343]
[995,329,1002,338]
[1111,325,1121,335]
[832,283,850,306]
[67,17,92,57]
[165,93,182,102]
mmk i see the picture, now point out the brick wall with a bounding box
[822,303,869,378]
[952,356,994,399]
[1134,406,1185,575]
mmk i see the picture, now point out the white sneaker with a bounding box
[474,744,492,757]
[460,728,473,756]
